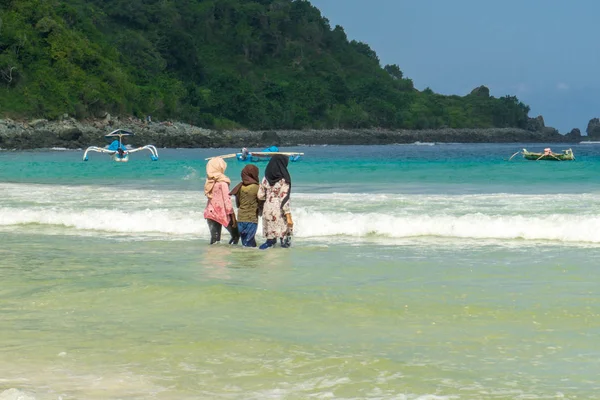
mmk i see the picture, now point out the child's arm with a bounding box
[257,199,265,217]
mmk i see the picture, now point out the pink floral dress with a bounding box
[257,178,291,239]
[204,181,234,227]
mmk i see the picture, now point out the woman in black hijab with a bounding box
[257,155,294,249]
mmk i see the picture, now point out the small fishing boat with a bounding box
[83,129,159,162]
[205,146,304,162]
[509,148,575,161]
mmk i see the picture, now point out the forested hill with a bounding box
[0,0,531,130]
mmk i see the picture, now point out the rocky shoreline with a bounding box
[0,116,584,150]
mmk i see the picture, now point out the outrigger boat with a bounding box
[83,129,159,162]
[205,146,304,162]
[509,147,575,161]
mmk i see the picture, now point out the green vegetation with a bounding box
[0,0,531,130]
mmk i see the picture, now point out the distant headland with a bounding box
[0,0,593,148]
[0,0,578,144]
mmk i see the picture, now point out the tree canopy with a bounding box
[0,0,531,130]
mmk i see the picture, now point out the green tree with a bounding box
[384,64,403,80]
[0,0,531,131]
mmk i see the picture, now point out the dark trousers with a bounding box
[207,218,239,245]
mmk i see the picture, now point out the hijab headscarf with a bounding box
[204,158,230,198]
[229,164,259,196]
[264,155,291,209]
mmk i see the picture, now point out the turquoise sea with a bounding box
[2,143,600,399]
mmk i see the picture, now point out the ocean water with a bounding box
[2,143,600,399]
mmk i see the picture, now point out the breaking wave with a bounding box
[0,206,599,243]
[2,183,600,243]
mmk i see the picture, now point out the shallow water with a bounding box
[1,143,600,399]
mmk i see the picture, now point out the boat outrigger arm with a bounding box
[205,146,304,162]
[82,144,159,161]
[82,129,159,162]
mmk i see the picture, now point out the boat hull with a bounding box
[112,154,129,162]
[523,150,574,161]
[236,153,302,162]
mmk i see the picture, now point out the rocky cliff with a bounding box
[587,118,600,139]
[0,116,574,150]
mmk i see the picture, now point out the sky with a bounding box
[309,0,600,133]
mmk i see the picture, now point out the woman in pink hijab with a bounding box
[204,158,239,245]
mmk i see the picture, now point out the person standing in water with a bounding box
[229,164,263,247]
[257,155,294,249]
[204,158,239,245]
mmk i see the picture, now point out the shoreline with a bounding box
[0,117,580,150]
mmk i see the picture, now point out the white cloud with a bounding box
[556,82,569,90]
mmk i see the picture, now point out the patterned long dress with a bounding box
[203,181,234,227]
[257,178,291,239]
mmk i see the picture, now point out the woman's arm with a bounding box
[257,178,266,201]
[281,181,292,228]
[281,182,291,215]
[221,182,234,215]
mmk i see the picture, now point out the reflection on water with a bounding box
[3,233,600,399]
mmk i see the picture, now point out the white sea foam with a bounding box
[1,206,600,243]
[182,166,199,181]
[293,210,600,243]
[2,183,600,243]
[0,207,206,235]
[0,389,35,400]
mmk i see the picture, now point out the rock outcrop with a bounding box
[526,115,545,132]
[564,128,582,141]
[469,86,490,98]
[0,117,576,150]
[587,118,600,139]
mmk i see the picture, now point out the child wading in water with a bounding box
[258,155,294,249]
[229,164,262,247]
[203,158,240,245]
